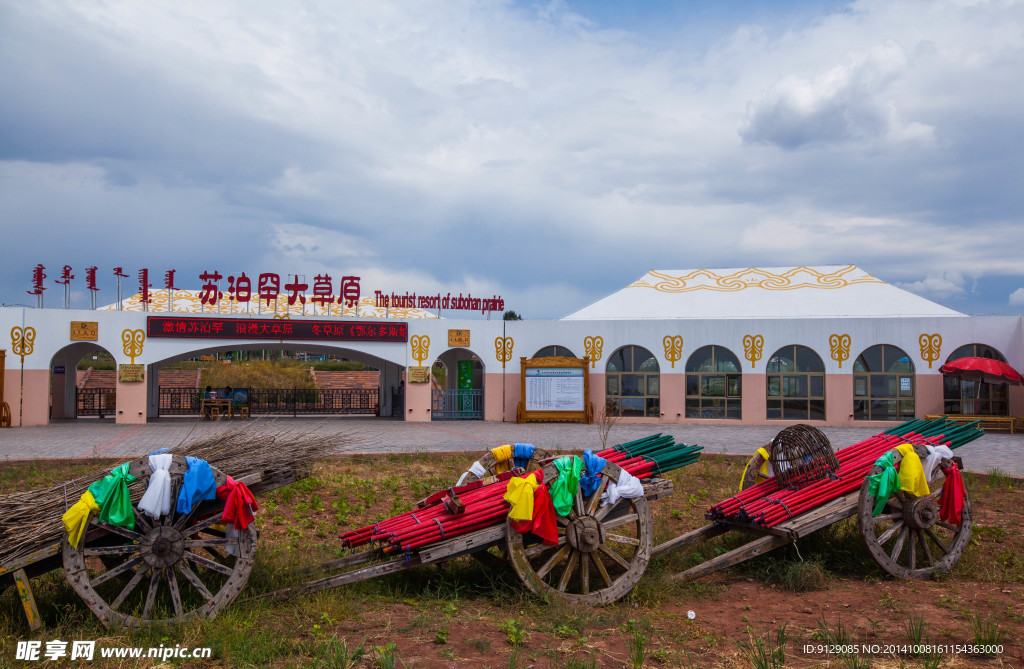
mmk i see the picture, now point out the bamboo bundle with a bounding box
[0,420,350,568]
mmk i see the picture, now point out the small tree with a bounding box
[503,310,523,321]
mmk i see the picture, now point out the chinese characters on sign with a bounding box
[146,316,408,343]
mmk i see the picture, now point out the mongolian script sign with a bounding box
[448,329,470,347]
[118,364,145,383]
[70,321,99,341]
[525,367,585,412]
[146,317,408,343]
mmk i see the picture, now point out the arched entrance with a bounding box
[432,348,485,419]
[149,343,405,419]
[49,343,118,420]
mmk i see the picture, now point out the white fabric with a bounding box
[225,524,239,557]
[923,445,954,483]
[600,470,645,507]
[138,453,174,519]
[456,461,488,487]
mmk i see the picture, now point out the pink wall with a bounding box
[916,374,944,417]
[1010,385,1024,417]
[826,374,854,425]
[405,377,432,422]
[659,374,685,423]
[482,372,519,422]
[2,363,20,426]
[589,372,605,420]
[741,373,766,423]
[15,370,50,427]
[116,376,148,424]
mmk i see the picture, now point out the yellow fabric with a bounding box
[492,445,513,474]
[504,473,539,521]
[739,447,772,491]
[896,444,931,497]
[62,491,100,549]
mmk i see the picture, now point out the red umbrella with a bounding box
[939,357,1024,385]
[939,356,1023,415]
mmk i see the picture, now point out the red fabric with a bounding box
[939,465,965,525]
[509,470,559,545]
[939,357,1024,385]
[216,475,258,530]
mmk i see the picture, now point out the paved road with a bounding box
[1,417,1020,476]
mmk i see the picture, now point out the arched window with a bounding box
[943,344,1009,416]
[766,345,825,420]
[685,346,741,419]
[853,345,915,421]
[532,345,576,359]
[605,346,660,417]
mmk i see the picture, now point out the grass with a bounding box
[2,452,1023,667]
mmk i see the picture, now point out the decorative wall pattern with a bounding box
[495,337,514,369]
[410,335,430,366]
[583,336,603,369]
[829,334,851,369]
[11,327,35,363]
[121,329,145,364]
[663,335,683,368]
[743,334,764,368]
[919,334,942,369]
[628,265,882,293]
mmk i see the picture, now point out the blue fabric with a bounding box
[579,449,607,497]
[148,447,170,456]
[176,456,218,514]
[513,443,535,470]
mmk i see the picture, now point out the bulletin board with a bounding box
[516,356,593,424]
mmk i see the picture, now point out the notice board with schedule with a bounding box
[517,356,593,424]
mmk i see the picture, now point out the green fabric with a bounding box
[866,452,900,516]
[549,456,584,517]
[87,462,137,529]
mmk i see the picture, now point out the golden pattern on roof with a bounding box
[628,266,883,293]
[100,289,439,319]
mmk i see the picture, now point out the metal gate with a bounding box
[431,389,483,420]
[76,388,116,418]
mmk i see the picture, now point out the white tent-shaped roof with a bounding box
[562,266,964,320]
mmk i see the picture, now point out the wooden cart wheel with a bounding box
[739,445,772,491]
[858,446,971,579]
[458,447,551,484]
[62,455,256,628]
[506,461,653,605]
[0,402,11,427]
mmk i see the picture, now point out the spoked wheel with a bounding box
[858,447,971,579]
[506,461,652,605]
[739,445,772,491]
[62,455,256,627]
[458,447,552,484]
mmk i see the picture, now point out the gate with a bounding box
[158,388,203,416]
[76,388,116,418]
[155,388,379,416]
[431,389,483,420]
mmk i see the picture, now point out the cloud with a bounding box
[1010,288,1024,306]
[895,272,968,299]
[739,41,934,149]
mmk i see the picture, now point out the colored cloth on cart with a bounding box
[896,444,930,497]
[456,460,488,486]
[739,447,773,490]
[510,473,558,545]
[922,444,954,483]
[550,456,584,516]
[492,445,513,474]
[138,453,174,519]
[600,469,644,507]
[61,490,100,549]
[867,452,899,516]
[216,475,258,530]
[504,471,540,522]
[88,462,137,529]
[579,449,607,497]
[176,456,218,514]
[513,443,535,470]
[939,464,965,525]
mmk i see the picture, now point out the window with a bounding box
[685,346,741,419]
[766,345,825,420]
[853,345,915,421]
[942,344,1009,416]
[532,345,576,359]
[605,346,660,417]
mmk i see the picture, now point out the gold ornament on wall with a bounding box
[919,334,942,369]
[495,337,514,368]
[663,335,683,368]
[410,335,430,366]
[829,334,851,369]
[743,334,764,368]
[121,329,145,364]
[11,327,36,362]
[583,336,603,369]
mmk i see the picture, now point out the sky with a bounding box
[1,0,1022,319]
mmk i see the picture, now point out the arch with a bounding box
[685,345,741,419]
[943,343,1010,415]
[532,345,576,359]
[432,347,485,419]
[605,345,660,417]
[766,345,825,420]
[853,344,915,421]
[49,343,118,421]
